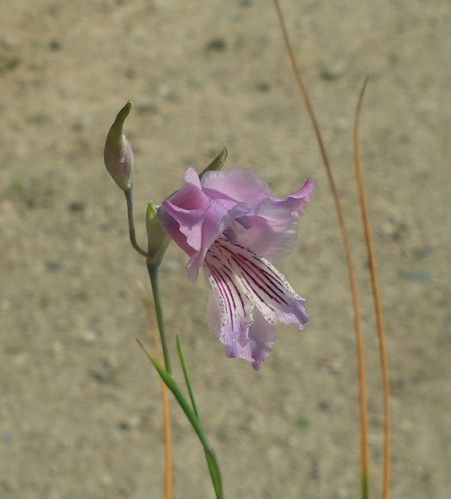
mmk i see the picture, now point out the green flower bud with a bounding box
[104,101,134,191]
[146,202,170,267]
[199,148,228,179]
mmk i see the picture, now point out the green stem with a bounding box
[124,187,148,257]
[147,264,172,373]
[362,472,370,499]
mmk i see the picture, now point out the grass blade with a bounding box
[354,79,392,499]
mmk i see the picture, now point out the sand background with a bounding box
[0,1,449,498]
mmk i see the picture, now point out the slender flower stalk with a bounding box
[147,263,172,373]
[104,105,226,497]
[104,101,149,258]
[272,1,370,496]
[145,202,172,371]
[105,102,175,495]
[138,282,174,499]
[125,187,148,257]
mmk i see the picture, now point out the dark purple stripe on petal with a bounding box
[239,273,276,313]
[207,263,235,329]
[216,242,288,305]
[232,254,288,305]
[232,253,289,305]
[211,265,237,312]
[223,240,289,294]
[246,256,288,293]
[220,265,245,312]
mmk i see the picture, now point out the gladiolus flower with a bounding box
[158,168,313,370]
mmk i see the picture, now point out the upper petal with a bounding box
[184,167,202,188]
[159,169,257,279]
[234,178,314,258]
[160,169,313,280]
[269,177,314,214]
[159,181,210,255]
[186,199,249,280]
[201,169,272,208]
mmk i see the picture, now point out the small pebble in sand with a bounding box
[68,201,85,212]
[205,37,227,52]
[320,59,346,80]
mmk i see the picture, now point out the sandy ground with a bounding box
[1,1,450,498]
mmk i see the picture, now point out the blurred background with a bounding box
[0,1,449,498]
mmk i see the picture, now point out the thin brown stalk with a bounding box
[137,281,174,499]
[354,80,392,499]
[272,1,370,496]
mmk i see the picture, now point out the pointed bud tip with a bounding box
[114,101,133,128]
[104,101,134,191]
[199,147,228,179]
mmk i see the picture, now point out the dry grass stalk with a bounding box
[354,80,392,499]
[272,1,371,495]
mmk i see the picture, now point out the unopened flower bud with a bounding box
[104,101,134,191]
[146,202,170,267]
[199,148,228,179]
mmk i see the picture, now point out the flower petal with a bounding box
[201,169,272,207]
[234,179,314,258]
[186,200,249,280]
[158,169,211,256]
[248,309,276,370]
[160,169,313,281]
[211,239,310,329]
[184,167,202,188]
[205,260,254,363]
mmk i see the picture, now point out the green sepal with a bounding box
[145,201,170,268]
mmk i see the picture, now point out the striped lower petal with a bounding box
[209,239,309,330]
[206,259,254,362]
[204,237,309,368]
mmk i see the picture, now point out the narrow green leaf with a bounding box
[137,339,224,498]
[176,334,223,496]
[176,334,200,419]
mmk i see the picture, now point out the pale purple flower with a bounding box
[158,168,313,370]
